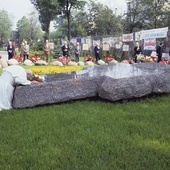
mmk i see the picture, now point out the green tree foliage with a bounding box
[16,16,30,42]
[16,12,43,45]
[71,10,91,37]
[30,0,61,41]
[123,0,144,33]
[54,19,68,39]
[86,0,123,36]
[144,0,170,28]
[124,0,170,33]
[54,0,123,38]
[53,43,63,58]
[28,11,43,41]
[0,9,13,45]
[57,0,86,41]
[93,6,123,36]
[54,11,90,39]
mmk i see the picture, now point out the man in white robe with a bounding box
[0,65,32,111]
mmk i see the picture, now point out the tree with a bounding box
[0,9,13,46]
[16,16,30,43]
[54,9,91,38]
[58,0,86,41]
[16,12,43,45]
[123,0,145,33]
[28,11,43,41]
[144,0,170,28]
[124,0,170,32]
[94,6,123,36]
[30,0,61,41]
[71,10,91,37]
[54,0,123,38]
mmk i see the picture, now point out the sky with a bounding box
[0,0,127,30]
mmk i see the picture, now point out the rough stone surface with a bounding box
[13,63,170,108]
[98,75,152,101]
[98,73,170,101]
[13,77,101,108]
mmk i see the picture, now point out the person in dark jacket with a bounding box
[94,43,101,62]
[134,42,142,63]
[7,41,15,60]
[62,41,70,57]
[156,42,163,63]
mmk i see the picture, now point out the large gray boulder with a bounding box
[12,63,170,109]
[98,73,170,102]
[13,77,101,109]
[98,75,152,101]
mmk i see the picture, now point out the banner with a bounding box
[81,38,85,44]
[116,44,121,49]
[143,27,168,39]
[102,37,110,44]
[144,38,156,50]
[135,31,144,41]
[93,40,101,46]
[48,42,54,50]
[123,45,129,51]
[86,38,92,48]
[122,33,133,42]
[102,44,110,51]
[109,37,122,47]
[82,43,89,51]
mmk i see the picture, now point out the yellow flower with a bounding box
[30,66,83,75]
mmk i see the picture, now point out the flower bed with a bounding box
[30,66,84,75]
[29,56,41,63]
[13,56,23,63]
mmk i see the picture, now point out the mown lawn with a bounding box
[0,95,170,170]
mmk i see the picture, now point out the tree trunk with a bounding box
[44,27,50,42]
[67,11,71,41]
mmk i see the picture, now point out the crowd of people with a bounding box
[5,39,168,65]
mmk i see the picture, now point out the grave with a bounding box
[13,63,170,108]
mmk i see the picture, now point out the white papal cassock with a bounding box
[0,65,31,111]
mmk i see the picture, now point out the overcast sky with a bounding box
[0,0,127,30]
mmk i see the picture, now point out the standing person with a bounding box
[134,42,142,63]
[62,41,70,57]
[43,39,50,62]
[20,42,24,61]
[23,41,29,62]
[94,43,101,63]
[156,42,163,63]
[7,41,15,60]
[74,42,81,62]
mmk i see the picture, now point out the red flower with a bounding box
[29,56,41,63]
[105,56,114,63]
[13,56,22,62]
[57,56,71,65]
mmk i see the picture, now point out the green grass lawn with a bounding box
[0,95,170,169]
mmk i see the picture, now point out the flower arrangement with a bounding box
[30,66,83,75]
[85,56,94,62]
[29,56,41,63]
[27,72,45,82]
[13,56,23,63]
[105,56,114,63]
[57,56,71,65]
